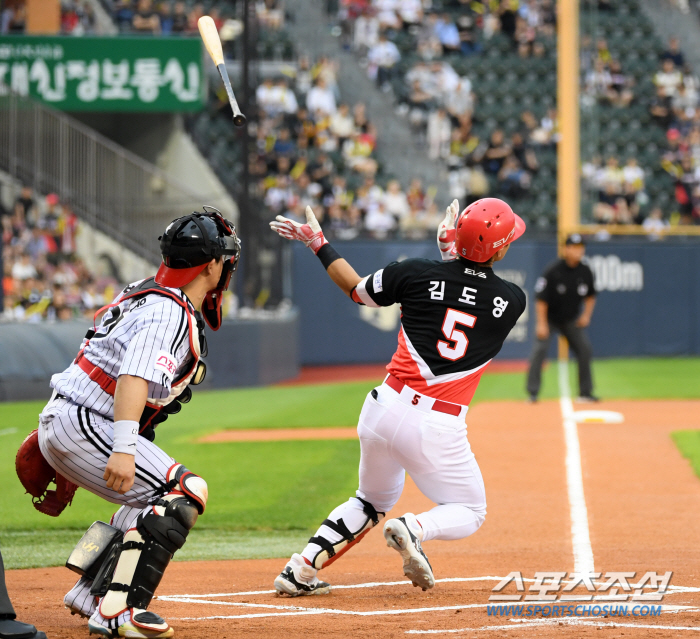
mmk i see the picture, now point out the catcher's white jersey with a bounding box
[51,280,196,419]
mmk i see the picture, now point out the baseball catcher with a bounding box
[269,199,526,595]
[17,208,240,638]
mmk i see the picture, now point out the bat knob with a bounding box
[233,114,247,127]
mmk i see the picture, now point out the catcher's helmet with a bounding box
[155,206,241,330]
[454,198,526,263]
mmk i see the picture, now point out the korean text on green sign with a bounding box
[0,36,205,112]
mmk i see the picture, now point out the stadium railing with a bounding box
[0,92,210,264]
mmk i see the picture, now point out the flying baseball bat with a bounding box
[198,15,246,127]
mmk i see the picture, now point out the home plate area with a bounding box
[153,574,700,638]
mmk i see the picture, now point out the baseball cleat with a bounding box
[88,608,174,638]
[274,553,331,597]
[383,513,435,591]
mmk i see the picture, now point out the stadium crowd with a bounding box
[1,185,117,322]
[1,0,97,34]
[246,56,442,240]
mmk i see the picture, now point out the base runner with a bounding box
[269,198,526,595]
[16,208,240,638]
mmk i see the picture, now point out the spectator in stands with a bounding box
[132,0,161,33]
[257,0,285,31]
[606,60,634,108]
[383,179,410,220]
[1,0,25,33]
[434,13,461,55]
[352,5,380,54]
[306,77,337,116]
[650,86,675,129]
[330,103,356,145]
[642,207,670,239]
[482,129,511,174]
[14,185,36,228]
[170,1,188,33]
[498,154,531,198]
[445,77,474,120]
[427,108,451,161]
[364,201,396,239]
[662,37,685,69]
[655,58,683,98]
[367,31,401,91]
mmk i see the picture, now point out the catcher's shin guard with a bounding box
[308,497,384,569]
[97,465,207,618]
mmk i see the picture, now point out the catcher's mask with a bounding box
[155,206,241,330]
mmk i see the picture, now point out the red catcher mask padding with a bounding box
[454,198,526,262]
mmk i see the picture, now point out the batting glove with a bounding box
[437,199,460,261]
[269,206,329,255]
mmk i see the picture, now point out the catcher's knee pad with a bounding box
[308,497,385,570]
[97,466,207,618]
[66,521,123,580]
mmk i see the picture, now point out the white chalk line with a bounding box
[171,602,699,622]
[0,428,17,436]
[159,575,693,602]
[559,359,595,575]
[406,614,700,634]
[157,576,512,600]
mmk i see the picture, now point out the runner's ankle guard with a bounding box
[98,467,207,618]
[308,497,384,570]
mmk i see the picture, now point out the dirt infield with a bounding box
[277,360,529,386]
[8,399,700,638]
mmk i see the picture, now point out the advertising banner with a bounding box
[292,240,700,365]
[0,36,204,112]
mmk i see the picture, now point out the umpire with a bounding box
[526,233,598,402]
[0,549,46,639]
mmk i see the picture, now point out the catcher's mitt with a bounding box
[16,429,79,517]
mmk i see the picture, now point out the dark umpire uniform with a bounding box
[526,233,598,401]
[0,549,46,639]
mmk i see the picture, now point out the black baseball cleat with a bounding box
[383,514,435,591]
[528,393,538,403]
[0,617,47,639]
[576,395,600,403]
[274,554,331,597]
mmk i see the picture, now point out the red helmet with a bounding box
[454,198,526,263]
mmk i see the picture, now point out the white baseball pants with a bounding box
[302,379,486,564]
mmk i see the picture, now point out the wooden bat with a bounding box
[198,15,247,127]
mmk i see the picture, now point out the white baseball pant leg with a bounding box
[39,396,175,618]
[302,382,486,563]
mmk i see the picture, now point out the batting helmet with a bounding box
[454,198,526,263]
[155,206,241,330]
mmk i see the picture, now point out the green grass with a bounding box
[672,431,700,480]
[1,357,698,569]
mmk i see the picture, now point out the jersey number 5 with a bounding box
[437,308,477,361]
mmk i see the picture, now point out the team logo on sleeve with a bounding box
[154,350,177,380]
[373,269,384,293]
[534,277,546,293]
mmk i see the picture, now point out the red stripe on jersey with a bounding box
[386,329,490,405]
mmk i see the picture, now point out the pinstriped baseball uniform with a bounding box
[39,279,202,621]
[50,279,197,420]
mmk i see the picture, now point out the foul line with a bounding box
[0,428,17,436]
[558,359,595,575]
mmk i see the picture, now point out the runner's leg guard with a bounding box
[97,465,207,618]
[305,497,385,569]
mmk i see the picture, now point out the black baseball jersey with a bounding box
[354,257,526,405]
[535,259,596,325]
